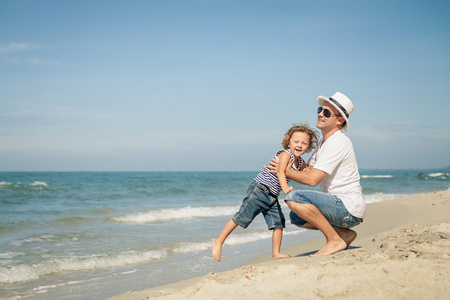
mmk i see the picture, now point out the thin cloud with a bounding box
[0,42,36,54]
[28,57,69,67]
[0,42,71,66]
[0,57,21,64]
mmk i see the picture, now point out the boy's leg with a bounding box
[212,219,238,261]
[213,181,274,261]
[272,228,290,260]
[264,201,290,260]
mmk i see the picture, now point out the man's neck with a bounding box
[321,127,341,143]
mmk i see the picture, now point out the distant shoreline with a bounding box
[1,167,449,172]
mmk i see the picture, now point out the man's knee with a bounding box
[286,200,293,209]
[286,200,300,210]
[286,200,310,212]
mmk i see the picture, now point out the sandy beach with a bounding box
[109,188,450,300]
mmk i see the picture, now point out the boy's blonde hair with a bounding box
[281,123,319,153]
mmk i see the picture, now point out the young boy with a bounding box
[212,124,318,261]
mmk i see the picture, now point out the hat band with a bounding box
[329,97,349,118]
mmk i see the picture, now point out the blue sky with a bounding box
[1,0,449,171]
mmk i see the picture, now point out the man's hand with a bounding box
[302,165,312,172]
[265,158,279,173]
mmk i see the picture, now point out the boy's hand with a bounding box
[283,186,293,194]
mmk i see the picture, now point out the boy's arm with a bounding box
[276,152,293,194]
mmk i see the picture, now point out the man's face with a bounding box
[316,101,342,131]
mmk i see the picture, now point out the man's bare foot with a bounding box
[272,253,291,260]
[334,228,357,249]
[212,240,222,261]
[310,238,347,256]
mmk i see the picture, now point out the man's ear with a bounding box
[337,117,345,128]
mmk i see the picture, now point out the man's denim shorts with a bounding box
[233,180,285,230]
[285,190,363,229]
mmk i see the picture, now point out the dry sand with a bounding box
[109,188,450,300]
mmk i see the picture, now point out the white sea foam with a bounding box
[364,193,406,203]
[225,229,305,246]
[0,181,49,188]
[0,249,167,284]
[0,252,24,259]
[111,205,240,224]
[30,269,138,295]
[1,226,302,284]
[427,172,449,178]
[30,181,48,188]
[173,229,306,253]
[361,175,393,179]
[9,235,56,247]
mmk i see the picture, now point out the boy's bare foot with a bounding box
[272,253,291,260]
[212,240,222,261]
[310,238,347,256]
[334,228,357,249]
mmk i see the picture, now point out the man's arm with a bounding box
[285,167,326,186]
[267,158,326,186]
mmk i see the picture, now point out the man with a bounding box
[271,92,365,256]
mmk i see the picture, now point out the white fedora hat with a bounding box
[317,92,354,131]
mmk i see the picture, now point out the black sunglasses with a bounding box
[317,107,341,118]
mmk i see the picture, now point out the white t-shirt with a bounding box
[308,130,366,218]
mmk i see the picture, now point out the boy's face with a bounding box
[289,131,310,157]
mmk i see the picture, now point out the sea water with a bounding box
[1,169,449,299]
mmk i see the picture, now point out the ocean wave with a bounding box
[53,216,93,225]
[0,228,306,284]
[173,229,306,254]
[9,234,57,247]
[360,175,393,179]
[427,172,449,179]
[225,229,305,247]
[0,249,167,284]
[0,181,49,189]
[31,269,138,295]
[111,205,240,224]
[0,252,25,260]
[30,181,48,188]
[364,193,406,203]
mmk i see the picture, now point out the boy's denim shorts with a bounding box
[285,190,363,229]
[233,180,285,230]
